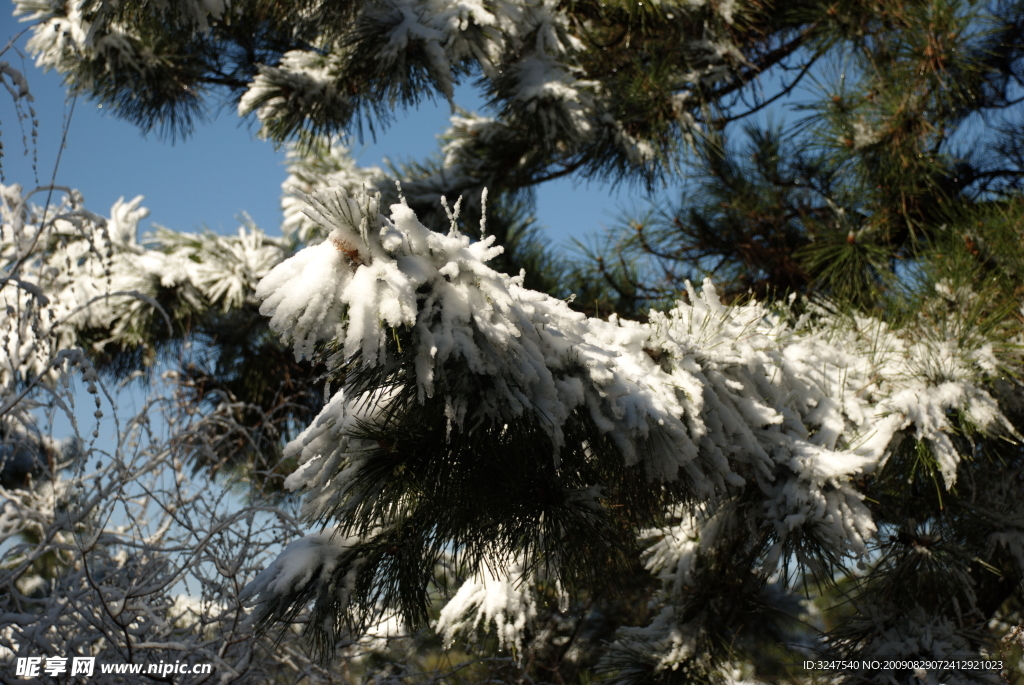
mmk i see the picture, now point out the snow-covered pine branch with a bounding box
[0,181,292,378]
[1,179,332,497]
[16,0,751,186]
[246,186,1020,669]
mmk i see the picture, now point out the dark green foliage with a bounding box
[593,0,1024,312]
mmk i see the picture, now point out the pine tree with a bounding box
[5,0,1024,684]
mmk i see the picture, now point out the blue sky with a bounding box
[0,13,627,254]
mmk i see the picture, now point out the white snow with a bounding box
[256,190,1019,653]
[435,559,538,652]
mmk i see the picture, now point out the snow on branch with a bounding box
[0,175,408,681]
[435,558,540,653]
[249,187,1018,654]
[1,183,289,371]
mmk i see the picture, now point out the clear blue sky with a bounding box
[0,13,626,254]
